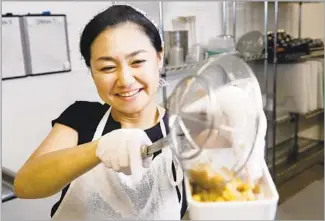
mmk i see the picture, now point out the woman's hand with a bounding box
[96,129,153,176]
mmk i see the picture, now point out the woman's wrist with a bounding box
[91,139,102,163]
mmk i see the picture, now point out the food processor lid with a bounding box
[167,53,263,181]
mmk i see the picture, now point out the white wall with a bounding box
[301,2,324,39]
[2,1,111,174]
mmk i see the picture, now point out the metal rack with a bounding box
[267,1,324,185]
[157,1,324,185]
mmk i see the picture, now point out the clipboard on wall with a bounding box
[2,15,28,80]
[22,14,71,76]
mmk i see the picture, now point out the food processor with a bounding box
[142,53,279,220]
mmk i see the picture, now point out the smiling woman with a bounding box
[89,22,162,116]
[13,4,187,220]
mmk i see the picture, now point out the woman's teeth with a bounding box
[118,89,140,97]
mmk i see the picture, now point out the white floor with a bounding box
[276,179,324,220]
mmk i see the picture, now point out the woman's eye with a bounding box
[131,60,146,65]
[100,66,116,72]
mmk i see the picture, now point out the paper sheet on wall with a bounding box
[2,17,27,79]
[23,16,70,75]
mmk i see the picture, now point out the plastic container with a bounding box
[207,35,236,55]
[168,46,184,67]
[185,161,279,220]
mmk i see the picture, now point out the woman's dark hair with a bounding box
[80,4,163,67]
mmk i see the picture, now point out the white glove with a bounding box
[96,128,153,178]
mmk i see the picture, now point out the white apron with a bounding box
[52,107,184,220]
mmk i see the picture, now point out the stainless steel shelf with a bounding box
[162,53,266,78]
[300,50,324,60]
[165,61,206,74]
[255,1,321,3]
[276,142,324,185]
[158,1,323,185]
[267,137,322,168]
[239,54,265,62]
[265,108,324,125]
[161,61,206,79]
[276,50,324,64]
[302,108,324,119]
[267,137,293,168]
[267,137,324,184]
[265,109,292,124]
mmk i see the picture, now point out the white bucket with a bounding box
[185,161,279,220]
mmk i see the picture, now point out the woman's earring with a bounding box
[159,78,170,87]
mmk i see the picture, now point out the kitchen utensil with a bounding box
[172,16,196,50]
[170,31,188,61]
[164,31,188,63]
[207,35,236,56]
[236,31,264,58]
[141,73,217,160]
[142,54,263,184]
[140,53,278,220]
[186,16,197,48]
[189,44,206,62]
[163,31,172,63]
[168,46,184,67]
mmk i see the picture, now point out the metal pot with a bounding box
[164,31,188,63]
